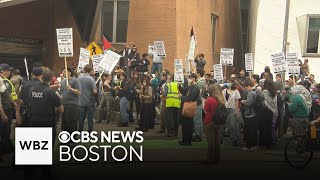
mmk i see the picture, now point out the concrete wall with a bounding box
[287,0,320,79]
[249,0,286,76]
[249,0,320,79]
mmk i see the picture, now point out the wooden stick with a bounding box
[64,56,69,86]
[95,69,105,84]
[224,65,227,80]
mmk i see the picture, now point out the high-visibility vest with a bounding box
[4,78,17,101]
[166,82,180,108]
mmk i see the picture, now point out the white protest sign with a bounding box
[56,28,73,57]
[286,52,300,75]
[188,36,196,60]
[98,50,122,73]
[214,64,223,81]
[78,48,90,70]
[220,48,234,66]
[245,53,253,72]
[148,44,154,55]
[185,57,191,74]
[174,59,184,83]
[271,52,286,73]
[154,41,166,57]
[92,54,104,73]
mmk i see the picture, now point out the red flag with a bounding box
[102,34,114,51]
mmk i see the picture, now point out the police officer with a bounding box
[0,64,19,160]
[27,69,64,178]
[0,64,20,123]
[162,74,181,137]
[20,67,43,127]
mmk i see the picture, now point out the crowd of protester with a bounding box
[1,43,320,169]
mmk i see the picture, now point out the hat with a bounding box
[115,69,124,74]
[188,73,197,79]
[0,63,13,71]
[32,67,43,76]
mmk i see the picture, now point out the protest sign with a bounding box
[148,44,154,55]
[92,54,104,73]
[214,64,223,81]
[78,48,90,70]
[271,52,286,73]
[154,41,166,57]
[188,36,196,60]
[98,50,122,73]
[245,53,253,72]
[174,59,184,83]
[286,52,300,75]
[56,28,73,57]
[220,48,234,66]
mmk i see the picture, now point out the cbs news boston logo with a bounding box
[15,127,144,165]
[15,127,53,165]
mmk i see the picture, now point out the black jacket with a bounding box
[117,80,129,98]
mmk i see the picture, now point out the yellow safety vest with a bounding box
[4,78,17,101]
[166,82,180,108]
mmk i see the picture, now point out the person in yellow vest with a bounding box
[0,64,20,122]
[162,74,181,137]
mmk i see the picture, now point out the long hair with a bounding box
[208,84,225,105]
[263,79,276,98]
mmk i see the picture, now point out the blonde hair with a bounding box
[208,84,225,105]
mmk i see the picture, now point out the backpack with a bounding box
[254,90,265,112]
[212,103,228,125]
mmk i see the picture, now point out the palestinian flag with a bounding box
[102,34,114,51]
[190,26,197,47]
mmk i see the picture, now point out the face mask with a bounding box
[167,80,171,83]
[143,83,147,86]
[188,79,192,84]
[226,83,231,88]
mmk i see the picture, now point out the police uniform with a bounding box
[0,77,14,155]
[20,78,41,127]
[29,82,62,144]
[164,81,181,136]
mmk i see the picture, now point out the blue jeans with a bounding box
[79,105,95,132]
[151,63,162,78]
[193,105,203,138]
[120,97,129,124]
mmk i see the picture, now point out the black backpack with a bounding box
[212,104,228,125]
[254,90,265,112]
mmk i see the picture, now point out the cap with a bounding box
[188,73,197,79]
[0,63,13,71]
[32,67,43,76]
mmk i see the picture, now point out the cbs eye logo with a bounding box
[58,131,71,143]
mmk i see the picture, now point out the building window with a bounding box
[306,18,320,54]
[102,0,129,43]
[211,15,217,52]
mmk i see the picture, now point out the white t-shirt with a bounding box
[222,89,241,109]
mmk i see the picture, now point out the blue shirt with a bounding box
[78,74,97,106]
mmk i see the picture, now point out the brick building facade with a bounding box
[0,0,242,76]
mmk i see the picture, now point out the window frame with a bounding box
[211,14,218,53]
[101,0,129,44]
[304,14,320,57]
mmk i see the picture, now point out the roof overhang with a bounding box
[0,0,37,8]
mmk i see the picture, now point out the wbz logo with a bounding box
[15,128,53,165]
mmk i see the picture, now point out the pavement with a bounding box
[2,117,320,179]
